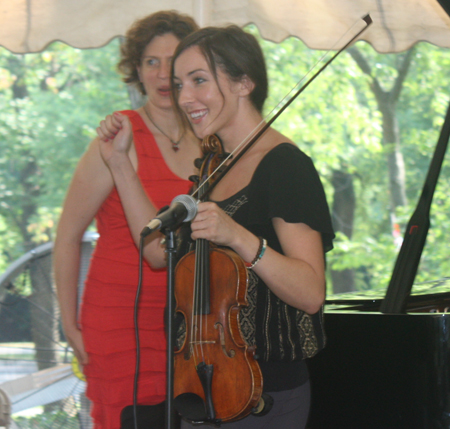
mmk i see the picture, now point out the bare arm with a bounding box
[254,218,325,313]
[54,138,114,368]
[190,203,325,314]
[96,112,167,267]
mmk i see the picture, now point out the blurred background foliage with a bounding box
[0,27,449,295]
[0,39,130,270]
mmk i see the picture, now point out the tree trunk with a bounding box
[330,169,356,293]
[29,252,60,371]
[347,47,414,221]
[379,101,408,211]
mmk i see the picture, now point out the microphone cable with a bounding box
[132,234,145,429]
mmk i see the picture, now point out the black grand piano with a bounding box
[307,77,450,428]
[308,281,450,428]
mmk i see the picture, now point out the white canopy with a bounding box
[0,0,449,54]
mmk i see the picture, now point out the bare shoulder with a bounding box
[257,128,294,158]
[270,128,294,146]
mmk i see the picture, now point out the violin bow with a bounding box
[193,14,372,201]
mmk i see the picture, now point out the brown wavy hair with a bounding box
[171,25,268,113]
[118,11,198,95]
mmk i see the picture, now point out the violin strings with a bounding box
[202,240,209,364]
[200,239,209,363]
[192,243,200,364]
[192,237,209,364]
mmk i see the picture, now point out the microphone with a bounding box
[140,194,197,237]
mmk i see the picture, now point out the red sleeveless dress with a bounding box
[80,110,192,429]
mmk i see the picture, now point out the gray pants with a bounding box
[180,381,311,429]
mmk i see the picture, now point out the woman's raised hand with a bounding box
[97,112,133,166]
[96,112,123,142]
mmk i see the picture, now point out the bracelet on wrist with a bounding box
[245,237,267,269]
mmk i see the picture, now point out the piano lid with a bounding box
[326,277,450,312]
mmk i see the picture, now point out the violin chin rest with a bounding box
[174,393,208,422]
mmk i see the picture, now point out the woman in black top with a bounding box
[170,25,334,428]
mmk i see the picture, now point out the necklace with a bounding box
[142,105,184,152]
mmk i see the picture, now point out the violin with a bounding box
[173,135,262,424]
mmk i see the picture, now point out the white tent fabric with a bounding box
[0,0,449,54]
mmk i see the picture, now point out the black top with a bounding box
[216,144,334,391]
[216,143,334,252]
[179,143,334,392]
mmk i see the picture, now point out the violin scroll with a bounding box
[201,134,223,156]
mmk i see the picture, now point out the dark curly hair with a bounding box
[171,25,268,113]
[118,11,198,95]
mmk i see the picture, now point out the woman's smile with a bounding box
[174,46,241,140]
[188,109,208,123]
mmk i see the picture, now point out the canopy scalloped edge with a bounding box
[0,0,449,54]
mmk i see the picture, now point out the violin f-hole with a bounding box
[215,322,236,358]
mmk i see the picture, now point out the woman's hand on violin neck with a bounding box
[190,202,243,247]
[97,112,134,167]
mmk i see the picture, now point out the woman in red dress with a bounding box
[54,11,200,429]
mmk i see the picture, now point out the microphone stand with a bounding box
[140,198,196,429]
[163,228,177,429]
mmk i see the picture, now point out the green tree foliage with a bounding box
[250,27,450,293]
[0,39,130,271]
[0,30,449,295]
